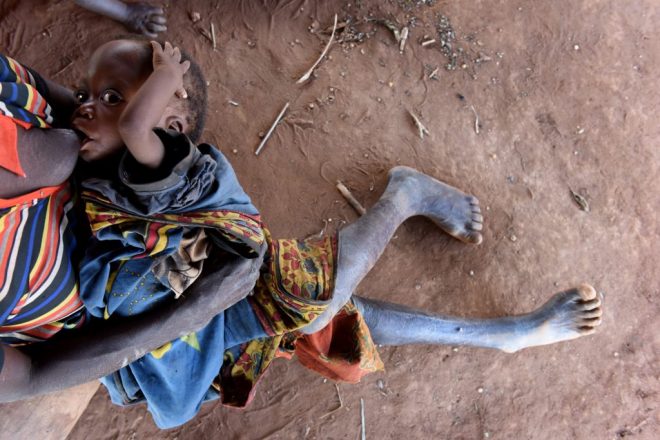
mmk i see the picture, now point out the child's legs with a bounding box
[301,166,483,334]
[352,284,602,353]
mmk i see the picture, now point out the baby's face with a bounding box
[71,40,152,162]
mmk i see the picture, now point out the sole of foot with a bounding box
[388,166,483,244]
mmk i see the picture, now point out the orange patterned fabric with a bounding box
[217,231,383,407]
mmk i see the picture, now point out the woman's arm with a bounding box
[0,251,262,402]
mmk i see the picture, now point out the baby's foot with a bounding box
[386,166,483,244]
[505,284,603,352]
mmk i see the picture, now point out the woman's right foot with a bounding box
[503,284,603,353]
[386,166,484,244]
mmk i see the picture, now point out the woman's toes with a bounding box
[576,283,597,301]
[472,212,483,223]
[578,326,597,335]
[579,298,601,310]
[467,231,483,244]
[581,316,602,327]
[469,221,483,231]
[582,309,602,319]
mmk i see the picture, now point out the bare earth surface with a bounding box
[1,0,658,439]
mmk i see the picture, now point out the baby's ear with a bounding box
[163,114,187,134]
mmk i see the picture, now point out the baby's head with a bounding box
[72,38,207,162]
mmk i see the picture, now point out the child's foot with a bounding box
[503,284,603,353]
[386,166,483,244]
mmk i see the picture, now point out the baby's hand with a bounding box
[124,2,167,38]
[150,41,191,99]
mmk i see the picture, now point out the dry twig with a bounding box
[360,398,366,440]
[470,105,480,134]
[336,181,366,216]
[408,110,430,139]
[569,188,590,212]
[399,26,409,52]
[297,14,338,84]
[421,38,436,47]
[320,384,345,418]
[255,102,290,156]
[211,23,217,50]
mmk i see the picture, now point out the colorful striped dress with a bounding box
[0,54,85,344]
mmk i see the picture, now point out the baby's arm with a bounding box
[117,41,189,169]
[74,0,166,38]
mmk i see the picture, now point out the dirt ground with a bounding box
[0,0,658,439]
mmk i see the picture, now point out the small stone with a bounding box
[377,379,385,389]
[388,81,394,88]
[510,234,517,242]
[231,149,238,154]
[190,11,201,22]
[360,48,366,55]
[206,81,211,86]
[484,432,490,439]
[452,347,459,352]
[258,131,265,138]
[308,103,315,109]
[363,153,369,158]
[376,97,382,103]
[469,270,475,276]
[574,44,580,51]
[485,206,491,211]
[327,218,333,222]
[574,150,579,155]
[414,283,422,290]
[477,387,484,393]
[614,351,619,357]
[577,127,585,134]
[323,378,327,383]
[329,87,335,93]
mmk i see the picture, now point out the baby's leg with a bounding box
[353,284,602,353]
[302,166,483,333]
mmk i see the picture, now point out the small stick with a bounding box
[399,26,409,52]
[470,105,480,134]
[428,67,439,79]
[255,102,289,156]
[569,188,590,212]
[336,181,366,216]
[408,110,430,139]
[211,23,217,50]
[360,398,366,440]
[421,38,436,47]
[320,384,345,418]
[297,14,338,84]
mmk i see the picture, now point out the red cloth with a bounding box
[0,115,27,177]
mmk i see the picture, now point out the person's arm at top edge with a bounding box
[74,0,167,38]
[117,41,189,169]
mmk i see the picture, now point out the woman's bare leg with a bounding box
[353,284,603,352]
[302,166,483,333]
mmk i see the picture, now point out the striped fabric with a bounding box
[0,184,85,343]
[0,53,84,344]
[0,54,53,128]
[83,189,266,258]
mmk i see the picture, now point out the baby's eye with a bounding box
[100,90,123,105]
[74,90,89,103]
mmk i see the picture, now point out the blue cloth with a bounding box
[78,130,267,428]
